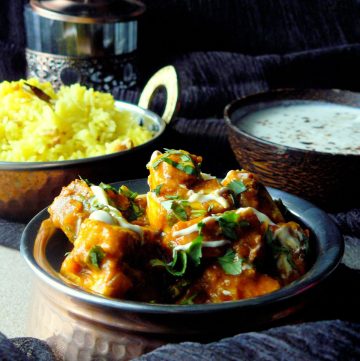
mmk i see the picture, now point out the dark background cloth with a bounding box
[1,0,360,360]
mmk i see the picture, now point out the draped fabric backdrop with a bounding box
[0,0,360,360]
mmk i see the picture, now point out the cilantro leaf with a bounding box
[153,184,163,196]
[187,235,203,266]
[119,185,138,200]
[88,246,105,269]
[218,249,243,275]
[265,227,299,271]
[151,228,204,276]
[168,279,191,298]
[79,176,92,186]
[179,292,198,305]
[99,182,118,193]
[227,180,247,196]
[238,220,250,228]
[152,149,200,176]
[171,201,188,221]
[165,195,180,200]
[162,157,198,176]
[151,250,187,277]
[217,211,240,240]
[191,209,206,218]
[126,202,143,221]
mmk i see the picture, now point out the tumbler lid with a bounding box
[30,0,145,23]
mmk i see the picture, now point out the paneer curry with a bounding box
[48,149,310,304]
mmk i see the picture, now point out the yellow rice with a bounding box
[0,78,154,162]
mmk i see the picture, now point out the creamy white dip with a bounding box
[237,102,360,154]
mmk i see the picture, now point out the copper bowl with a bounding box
[0,66,179,221]
[20,179,343,361]
[224,89,360,212]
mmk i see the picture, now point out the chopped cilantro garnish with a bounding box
[151,149,200,176]
[238,220,251,228]
[286,253,297,269]
[151,156,165,168]
[99,182,118,193]
[169,279,191,298]
[79,176,92,186]
[151,250,188,277]
[265,227,299,271]
[115,185,143,221]
[191,209,206,218]
[227,179,247,196]
[165,195,180,200]
[217,211,240,240]
[151,223,204,276]
[197,221,205,233]
[88,246,105,269]
[171,201,188,221]
[179,292,198,305]
[187,234,203,266]
[119,185,138,200]
[153,184,163,196]
[127,201,143,221]
[218,249,243,275]
[162,157,198,175]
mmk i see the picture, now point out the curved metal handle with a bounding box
[138,65,180,124]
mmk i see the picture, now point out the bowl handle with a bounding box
[138,65,180,124]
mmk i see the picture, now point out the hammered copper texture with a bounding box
[0,169,80,221]
[225,89,360,211]
[28,280,164,361]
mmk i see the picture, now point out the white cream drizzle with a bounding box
[173,239,230,253]
[186,188,229,208]
[90,185,143,238]
[150,150,162,163]
[202,240,231,248]
[200,172,216,180]
[173,207,274,238]
[89,209,117,225]
[90,185,109,206]
[273,225,301,250]
[277,253,292,278]
[172,216,214,237]
[236,207,275,225]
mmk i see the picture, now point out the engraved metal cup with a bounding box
[24,0,145,91]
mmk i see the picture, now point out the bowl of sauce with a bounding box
[224,89,360,211]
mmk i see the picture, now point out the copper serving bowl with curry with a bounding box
[21,148,343,361]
